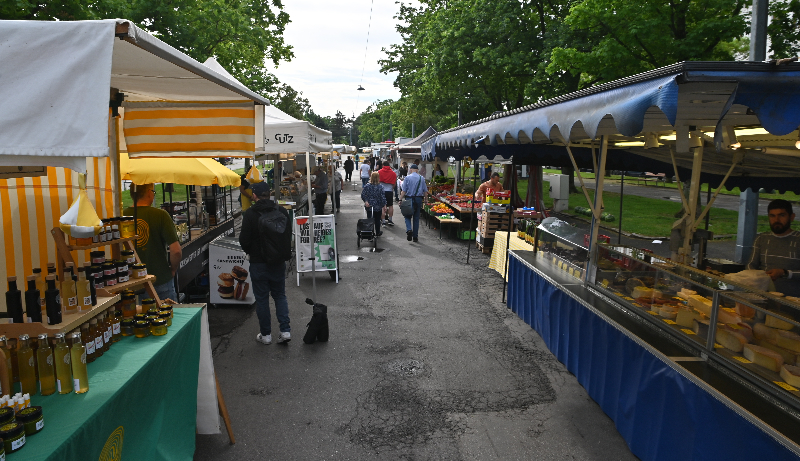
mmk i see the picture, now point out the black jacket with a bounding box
[239,199,291,264]
[344,159,354,171]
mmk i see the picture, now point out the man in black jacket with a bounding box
[239,181,292,345]
[343,157,354,182]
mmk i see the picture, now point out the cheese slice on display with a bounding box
[631,286,655,300]
[755,339,799,365]
[720,323,753,342]
[743,344,784,372]
[754,323,778,342]
[678,289,697,300]
[765,313,795,331]
[676,308,703,328]
[658,306,678,320]
[716,327,749,353]
[774,330,800,353]
[780,364,800,387]
[688,295,712,315]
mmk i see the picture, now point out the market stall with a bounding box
[422,61,800,459]
[0,18,272,457]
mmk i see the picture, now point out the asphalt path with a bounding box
[194,173,637,460]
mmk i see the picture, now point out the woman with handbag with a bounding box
[361,172,387,236]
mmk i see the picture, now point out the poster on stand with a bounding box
[208,237,254,304]
[294,215,338,282]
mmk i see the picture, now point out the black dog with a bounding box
[303,298,329,344]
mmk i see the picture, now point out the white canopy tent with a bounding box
[261,105,332,155]
[0,19,269,172]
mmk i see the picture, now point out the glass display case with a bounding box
[535,218,588,280]
[276,176,308,205]
[592,243,800,411]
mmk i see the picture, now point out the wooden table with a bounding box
[431,216,462,239]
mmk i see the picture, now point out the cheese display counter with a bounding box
[592,243,800,417]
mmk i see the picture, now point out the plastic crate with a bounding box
[457,229,476,240]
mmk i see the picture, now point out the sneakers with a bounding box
[386,219,394,226]
[277,331,291,343]
[256,333,272,345]
[407,230,413,241]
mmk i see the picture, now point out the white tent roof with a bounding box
[261,105,332,154]
[0,19,270,171]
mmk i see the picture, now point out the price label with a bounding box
[83,296,92,306]
[722,307,736,313]
[774,381,799,392]
[662,319,677,325]
[601,279,610,288]
[733,356,752,364]
[647,311,659,315]
[681,329,696,335]
[631,302,642,308]
[622,296,634,301]
[714,343,723,349]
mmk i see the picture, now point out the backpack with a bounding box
[257,203,293,262]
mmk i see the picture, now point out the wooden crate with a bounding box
[475,241,492,254]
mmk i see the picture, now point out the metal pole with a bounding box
[705,182,712,231]
[466,160,477,264]
[749,0,769,61]
[503,158,515,303]
[306,152,317,302]
[618,171,625,244]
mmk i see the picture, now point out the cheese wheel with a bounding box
[780,364,800,387]
[720,322,753,342]
[734,302,755,318]
[716,327,748,353]
[693,319,710,339]
[753,323,778,342]
[632,286,656,300]
[774,330,800,353]
[676,308,703,328]
[743,344,784,372]
[766,312,795,330]
[755,339,799,365]
[658,306,678,320]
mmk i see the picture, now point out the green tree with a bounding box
[548,0,748,86]
[769,0,800,58]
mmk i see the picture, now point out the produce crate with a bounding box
[457,229,476,240]
[475,229,494,247]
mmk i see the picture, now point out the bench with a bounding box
[632,172,666,187]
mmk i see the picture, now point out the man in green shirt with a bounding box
[124,183,182,302]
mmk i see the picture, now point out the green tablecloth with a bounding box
[24,307,203,461]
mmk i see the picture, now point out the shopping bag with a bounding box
[400,198,414,218]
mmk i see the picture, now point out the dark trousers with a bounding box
[345,170,352,181]
[331,190,341,211]
[365,206,382,234]
[314,193,327,215]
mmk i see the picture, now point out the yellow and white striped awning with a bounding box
[122,101,256,158]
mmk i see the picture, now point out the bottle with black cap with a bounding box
[83,262,97,305]
[44,275,62,325]
[24,275,42,323]
[5,277,24,324]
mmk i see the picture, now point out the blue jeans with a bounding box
[154,279,178,303]
[249,262,290,335]
[362,177,369,187]
[404,196,423,238]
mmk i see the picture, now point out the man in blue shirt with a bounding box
[399,164,428,242]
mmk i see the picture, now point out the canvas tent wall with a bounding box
[0,19,271,312]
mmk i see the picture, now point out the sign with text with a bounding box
[208,237,253,305]
[294,215,338,275]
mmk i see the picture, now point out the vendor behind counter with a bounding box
[747,199,800,297]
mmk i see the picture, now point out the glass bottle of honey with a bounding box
[76,267,92,312]
[53,333,72,394]
[90,318,103,358]
[36,334,55,396]
[6,337,19,394]
[69,333,89,394]
[102,311,113,352]
[17,335,36,395]
[111,307,122,343]
[0,336,14,396]
[81,323,95,364]
[61,263,78,315]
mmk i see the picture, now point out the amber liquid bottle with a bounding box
[70,333,89,394]
[0,336,14,396]
[82,323,95,363]
[61,264,78,315]
[76,267,92,312]
[90,318,103,358]
[53,333,72,394]
[17,334,36,395]
[33,267,45,314]
[37,333,56,396]
[103,312,113,351]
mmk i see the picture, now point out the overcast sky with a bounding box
[270,0,412,119]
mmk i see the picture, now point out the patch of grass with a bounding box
[121,184,193,209]
[516,182,771,237]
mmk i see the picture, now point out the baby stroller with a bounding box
[357,218,378,248]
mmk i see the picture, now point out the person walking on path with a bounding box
[399,163,428,242]
[329,168,343,213]
[378,161,397,226]
[312,166,329,215]
[399,161,408,179]
[361,172,387,236]
[343,157,354,182]
[359,159,371,187]
[239,182,292,345]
